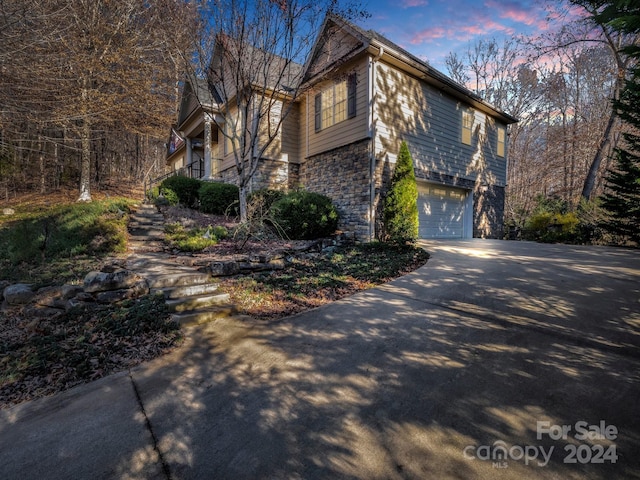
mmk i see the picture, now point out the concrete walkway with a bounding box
[1,240,638,479]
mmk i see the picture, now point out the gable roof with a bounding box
[211,34,304,98]
[305,15,518,124]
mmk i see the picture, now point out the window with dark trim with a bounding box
[315,73,357,131]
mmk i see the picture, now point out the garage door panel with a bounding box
[418,184,467,239]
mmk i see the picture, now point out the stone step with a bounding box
[158,282,221,299]
[129,220,164,227]
[128,231,165,241]
[171,305,236,327]
[166,292,231,313]
[146,272,212,289]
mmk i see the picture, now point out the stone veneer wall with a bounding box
[214,147,505,240]
[300,139,372,240]
[414,170,505,239]
[218,159,300,192]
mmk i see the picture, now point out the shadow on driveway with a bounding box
[126,240,639,479]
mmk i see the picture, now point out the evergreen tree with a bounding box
[601,73,640,244]
[599,0,640,244]
[383,141,418,244]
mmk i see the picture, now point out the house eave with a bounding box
[366,42,519,125]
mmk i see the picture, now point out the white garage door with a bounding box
[418,184,467,238]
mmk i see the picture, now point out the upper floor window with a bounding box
[461,110,473,145]
[315,74,357,131]
[497,126,506,157]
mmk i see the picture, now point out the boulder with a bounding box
[3,283,35,305]
[2,208,15,216]
[210,261,240,277]
[84,270,143,293]
[95,280,149,304]
[34,285,84,309]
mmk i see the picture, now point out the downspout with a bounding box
[369,46,384,241]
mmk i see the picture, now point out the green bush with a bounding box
[198,182,240,215]
[523,211,579,243]
[271,190,339,240]
[160,175,201,207]
[383,141,418,244]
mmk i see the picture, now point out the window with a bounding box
[462,110,473,145]
[315,74,357,131]
[497,126,506,157]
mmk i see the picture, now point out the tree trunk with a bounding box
[239,182,248,223]
[581,110,617,200]
[78,119,92,201]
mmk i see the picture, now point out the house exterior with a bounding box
[165,15,518,241]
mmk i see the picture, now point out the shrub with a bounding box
[198,182,239,215]
[523,211,579,243]
[271,190,339,240]
[160,175,201,208]
[155,187,179,207]
[383,141,418,244]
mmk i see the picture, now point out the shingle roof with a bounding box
[321,15,518,124]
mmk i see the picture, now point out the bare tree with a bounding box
[533,0,640,200]
[0,0,196,200]
[185,0,366,222]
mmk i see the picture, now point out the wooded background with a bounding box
[0,0,637,234]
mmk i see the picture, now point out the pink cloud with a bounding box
[410,27,447,44]
[459,18,515,37]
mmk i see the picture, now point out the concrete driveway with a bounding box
[1,240,639,479]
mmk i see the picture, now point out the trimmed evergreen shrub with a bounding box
[271,190,339,240]
[383,141,418,244]
[160,175,201,208]
[198,182,240,215]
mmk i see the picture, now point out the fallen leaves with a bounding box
[0,294,182,409]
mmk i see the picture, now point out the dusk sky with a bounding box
[358,0,579,72]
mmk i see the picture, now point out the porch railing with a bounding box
[143,159,223,200]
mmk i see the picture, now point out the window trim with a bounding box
[497,126,506,157]
[461,110,473,145]
[314,73,357,132]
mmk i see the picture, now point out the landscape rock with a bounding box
[237,259,286,272]
[3,283,36,305]
[2,208,15,216]
[210,261,240,277]
[33,285,85,309]
[100,259,128,273]
[95,279,149,304]
[74,292,97,303]
[84,270,143,293]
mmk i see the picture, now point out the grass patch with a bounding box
[0,198,134,285]
[164,223,228,252]
[222,242,429,320]
[0,293,182,409]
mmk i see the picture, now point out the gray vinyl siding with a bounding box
[374,61,507,187]
[300,58,369,159]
